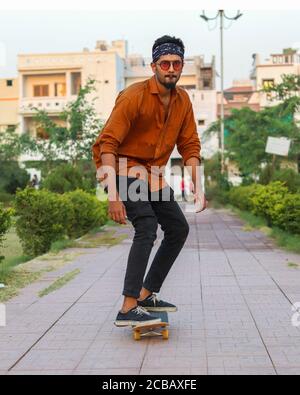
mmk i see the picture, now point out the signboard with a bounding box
[265,137,291,157]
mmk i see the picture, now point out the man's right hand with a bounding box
[108,199,127,225]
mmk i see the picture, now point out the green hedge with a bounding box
[14,188,108,257]
[41,164,85,194]
[41,162,97,194]
[228,181,300,234]
[228,184,264,211]
[0,204,12,263]
[14,188,72,256]
[64,190,108,239]
[250,182,289,225]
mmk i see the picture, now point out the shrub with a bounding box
[250,182,289,225]
[227,181,300,235]
[42,162,97,194]
[275,194,300,234]
[0,204,12,263]
[228,184,264,211]
[76,161,97,192]
[272,168,300,193]
[42,163,84,194]
[0,161,30,194]
[64,189,108,238]
[14,188,73,256]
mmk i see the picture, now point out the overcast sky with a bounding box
[0,10,299,89]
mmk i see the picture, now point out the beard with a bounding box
[162,81,177,89]
[157,74,178,90]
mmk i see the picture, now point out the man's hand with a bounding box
[108,198,127,225]
[193,192,207,213]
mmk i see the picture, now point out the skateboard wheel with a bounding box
[134,331,141,341]
[162,329,169,340]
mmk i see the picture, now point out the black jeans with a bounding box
[116,175,190,299]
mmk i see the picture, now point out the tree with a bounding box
[27,78,103,169]
[262,73,300,172]
[262,73,300,103]
[205,102,300,180]
[0,126,33,162]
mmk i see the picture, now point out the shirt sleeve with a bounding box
[176,103,201,165]
[92,93,136,168]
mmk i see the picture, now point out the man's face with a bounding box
[151,54,183,90]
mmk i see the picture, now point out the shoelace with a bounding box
[149,293,160,306]
[133,306,150,316]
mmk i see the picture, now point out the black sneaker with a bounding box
[137,293,177,312]
[114,306,162,327]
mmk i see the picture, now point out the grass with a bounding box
[38,269,80,298]
[227,205,300,254]
[50,222,126,252]
[1,226,28,264]
[287,262,299,269]
[0,220,126,302]
[73,230,127,248]
[50,238,76,253]
[0,226,33,284]
[0,269,42,303]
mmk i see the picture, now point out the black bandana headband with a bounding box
[152,43,184,63]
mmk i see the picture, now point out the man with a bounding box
[92,35,206,327]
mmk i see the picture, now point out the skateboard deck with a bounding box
[132,311,169,341]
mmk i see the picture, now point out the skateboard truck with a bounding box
[132,312,169,341]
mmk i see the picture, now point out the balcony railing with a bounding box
[19,97,69,114]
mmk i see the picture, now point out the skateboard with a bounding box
[132,311,169,341]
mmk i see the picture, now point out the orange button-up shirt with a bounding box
[92,75,201,191]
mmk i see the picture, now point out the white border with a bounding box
[0,0,300,11]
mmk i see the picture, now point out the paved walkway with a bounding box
[1,207,300,375]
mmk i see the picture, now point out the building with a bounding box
[17,40,127,138]
[0,78,18,133]
[251,47,300,108]
[217,79,260,118]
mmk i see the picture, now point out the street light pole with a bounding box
[220,10,225,174]
[200,10,242,174]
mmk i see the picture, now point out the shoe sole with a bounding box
[114,318,162,327]
[140,306,178,312]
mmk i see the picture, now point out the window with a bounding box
[36,127,49,140]
[71,72,81,95]
[33,85,49,97]
[54,83,66,97]
[6,80,13,87]
[203,79,211,88]
[262,79,274,89]
[198,119,205,126]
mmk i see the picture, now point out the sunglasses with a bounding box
[156,60,183,71]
